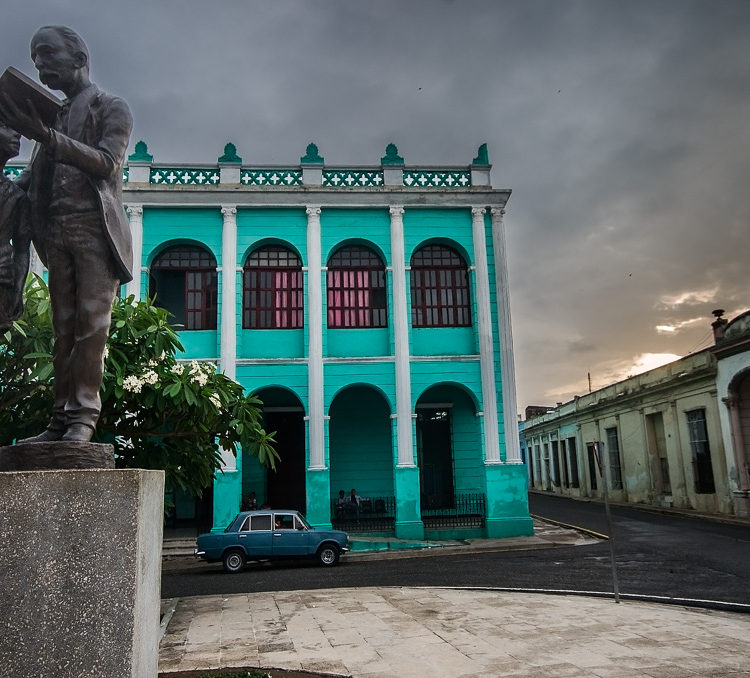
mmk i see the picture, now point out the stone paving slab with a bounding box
[159,587,750,677]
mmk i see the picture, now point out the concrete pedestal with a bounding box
[0,468,164,678]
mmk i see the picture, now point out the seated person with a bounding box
[0,122,30,332]
[346,488,361,517]
[335,489,347,519]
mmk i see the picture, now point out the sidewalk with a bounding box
[159,587,750,677]
[158,520,750,677]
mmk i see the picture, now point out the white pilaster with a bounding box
[306,206,325,469]
[491,207,522,463]
[220,206,237,382]
[125,204,143,300]
[389,206,415,467]
[471,207,501,463]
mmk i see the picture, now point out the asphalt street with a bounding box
[162,493,750,606]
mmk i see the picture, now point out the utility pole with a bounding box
[594,440,620,603]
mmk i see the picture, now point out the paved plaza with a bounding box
[159,587,750,677]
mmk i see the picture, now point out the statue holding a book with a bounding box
[0,26,132,444]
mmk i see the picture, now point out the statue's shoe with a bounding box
[18,427,65,443]
[61,423,95,442]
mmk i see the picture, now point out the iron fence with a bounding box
[421,492,486,528]
[331,492,487,532]
[331,495,396,532]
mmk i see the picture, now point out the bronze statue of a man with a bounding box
[0,26,133,443]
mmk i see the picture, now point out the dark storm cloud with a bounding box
[3,0,748,409]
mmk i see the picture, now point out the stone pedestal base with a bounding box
[0,440,114,471]
[0,468,164,678]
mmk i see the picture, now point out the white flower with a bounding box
[192,371,209,387]
[143,370,159,385]
[103,346,110,359]
[209,393,222,410]
[170,363,186,375]
[122,375,143,393]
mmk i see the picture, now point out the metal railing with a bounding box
[421,492,486,529]
[331,492,487,532]
[331,495,395,533]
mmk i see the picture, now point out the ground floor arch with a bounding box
[243,387,307,513]
[328,385,394,526]
[416,384,482,513]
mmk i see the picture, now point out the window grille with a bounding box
[686,409,716,494]
[243,246,303,329]
[410,244,471,327]
[327,246,387,328]
[150,245,217,330]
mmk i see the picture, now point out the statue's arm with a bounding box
[49,97,133,181]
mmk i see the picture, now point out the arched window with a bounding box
[150,245,217,330]
[410,244,471,327]
[243,246,303,329]
[327,245,387,328]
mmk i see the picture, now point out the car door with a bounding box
[237,513,273,557]
[271,513,311,557]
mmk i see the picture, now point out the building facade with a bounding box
[88,141,534,539]
[521,310,750,517]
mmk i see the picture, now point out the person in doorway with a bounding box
[242,491,257,511]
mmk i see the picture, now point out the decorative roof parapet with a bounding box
[300,142,324,164]
[2,166,25,180]
[381,143,404,166]
[218,143,242,164]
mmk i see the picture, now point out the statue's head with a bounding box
[30,26,89,93]
[0,123,21,165]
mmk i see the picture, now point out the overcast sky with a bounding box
[4,0,749,412]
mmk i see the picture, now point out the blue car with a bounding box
[194,510,349,573]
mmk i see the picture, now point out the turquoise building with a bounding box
[113,141,531,539]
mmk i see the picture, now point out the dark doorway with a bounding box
[264,409,306,512]
[417,407,455,509]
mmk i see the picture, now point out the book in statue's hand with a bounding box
[0,66,62,126]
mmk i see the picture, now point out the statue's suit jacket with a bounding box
[18,85,133,284]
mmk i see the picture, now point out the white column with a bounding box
[491,206,522,463]
[220,206,237,382]
[389,206,415,467]
[218,206,238,471]
[306,206,325,469]
[125,204,143,300]
[471,206,501,463]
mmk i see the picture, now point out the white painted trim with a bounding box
[220,205,238,381]
[491,207,521,462]
[472,206,501,463]
[306,205,325,469]
[125,204,144,300]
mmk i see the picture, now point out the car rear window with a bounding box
[250,514,272,531]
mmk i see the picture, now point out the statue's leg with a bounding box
[60,213,119,438]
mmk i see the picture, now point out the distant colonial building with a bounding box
[45,139,535,539]
[521,309,750,517]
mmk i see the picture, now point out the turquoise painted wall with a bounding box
[321,208,391,264]
[240,329,304,359]
[411,327,476,357]
[142,207,222,359]
[327,328,390,357]
[329,386,395,499]
[410,361,482,410]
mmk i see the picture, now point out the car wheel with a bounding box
[317,544,340,567]
[222,548,246,574]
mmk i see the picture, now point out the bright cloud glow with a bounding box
[655,317,704,334]
[657,288,718,309]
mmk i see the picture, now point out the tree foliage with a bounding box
[0,276,278,496]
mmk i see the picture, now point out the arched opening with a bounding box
[149,244,218,330]
[416,384,484,523]
[244,387,306,513]
[410,243,471,327]
[242,245,303,329]
[329,385,394,530]
[326,245,387,328]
